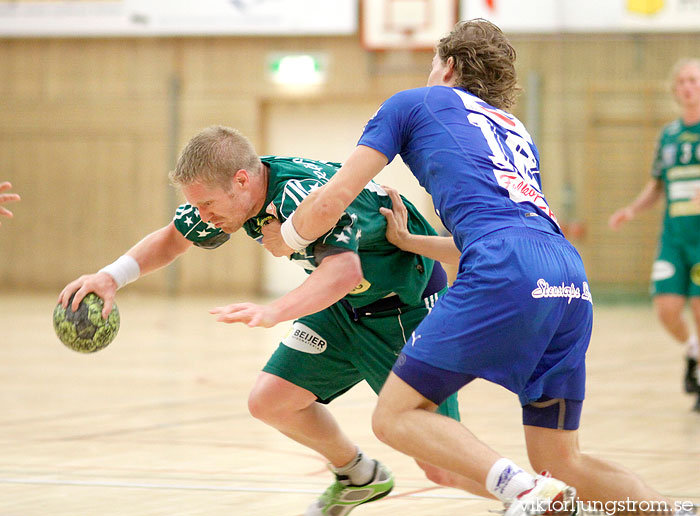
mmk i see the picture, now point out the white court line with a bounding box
[0,477,483,500]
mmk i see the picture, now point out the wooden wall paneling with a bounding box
[180,38,266,98]
[581,84,666,291]
[179,98,261,148]
[0,98,167,137]
[45,39,100,99]
[0,39,45,99]
[0,35,172,289]
[126,38,177,99]
[128,136,174,294]
[0,138,28,288]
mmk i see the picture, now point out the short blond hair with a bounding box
[169,125,262,190]
[671,58,700,81]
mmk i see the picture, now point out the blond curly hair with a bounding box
[436,19,520,110]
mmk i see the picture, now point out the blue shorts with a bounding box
[394,227,593,408]
[393,353,583,429]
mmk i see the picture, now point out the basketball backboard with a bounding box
[360,0,459,51]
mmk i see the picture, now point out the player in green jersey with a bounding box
[609,58,700,412]
[58,125,475,516]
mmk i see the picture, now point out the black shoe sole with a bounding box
[358,485,393,506]
[684,358,700,393]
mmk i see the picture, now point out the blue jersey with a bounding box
[359,86,561,251]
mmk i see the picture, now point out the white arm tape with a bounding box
[99,255,140,290]
[280,212,314,252]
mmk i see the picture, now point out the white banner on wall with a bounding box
[0,0,357,37]
[461,0,700,32]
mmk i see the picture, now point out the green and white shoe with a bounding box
[305,460,394,516]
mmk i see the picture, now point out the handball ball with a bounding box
[53,293,120,353]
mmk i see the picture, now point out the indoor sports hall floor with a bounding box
[1,293,698,516]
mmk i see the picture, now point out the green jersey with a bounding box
[172,156,437,308]
[652,119,700,243]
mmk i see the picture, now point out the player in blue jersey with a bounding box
[263,18,679,516]
[0,181,20,225]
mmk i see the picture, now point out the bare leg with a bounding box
[372,372,501,490]
[524,425,672,511]
[410,402,495,497]
[415,459,495,498]
[248,372,357,467]
[654,294,689,343]
[250,372,496,495]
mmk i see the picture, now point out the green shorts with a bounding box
[652,235,700,297]
[262,290,460,421]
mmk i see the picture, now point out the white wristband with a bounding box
[280,212,314,252]
[99,255,140,290]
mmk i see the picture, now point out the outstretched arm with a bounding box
[210,250,362,328]
[58,222,191,317]
[126,222,192,276]
[380,186,461,265]
[608,178,664,230]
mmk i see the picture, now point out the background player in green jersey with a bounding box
[58,125,473,516]
[609,58,700,412]
[0,181,20,225]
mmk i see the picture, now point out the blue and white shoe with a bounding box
[504,472,577,516]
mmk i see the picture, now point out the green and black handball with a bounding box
[53,293,120,353]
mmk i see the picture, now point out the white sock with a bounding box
[332,448,375,486]
[486,458,536,503]
[686,335,699,359]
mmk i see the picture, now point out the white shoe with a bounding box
[504,472,576,516]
